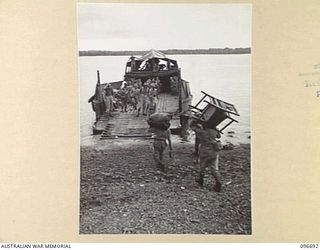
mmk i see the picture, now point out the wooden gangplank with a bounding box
[156,93,179,114]
[98,93,180,140]
[100,112,152,139]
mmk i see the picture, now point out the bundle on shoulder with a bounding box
[147,113,171,130]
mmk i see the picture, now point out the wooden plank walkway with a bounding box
[157,93,179,114]
[98,93,180,140]
[100,112,152,139]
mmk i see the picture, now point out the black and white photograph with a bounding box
[78,3,251,234]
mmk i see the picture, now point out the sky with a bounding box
[77,3,251,51]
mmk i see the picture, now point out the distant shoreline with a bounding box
[79,48,251,57]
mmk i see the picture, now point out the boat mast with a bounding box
[97,70,101,84]
[178,68,182,112]
[93,70,104,122]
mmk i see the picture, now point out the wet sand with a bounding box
[80,137,251,234]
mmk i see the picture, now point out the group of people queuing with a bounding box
[103,77,162,117]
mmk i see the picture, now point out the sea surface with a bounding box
[79,54,251,144]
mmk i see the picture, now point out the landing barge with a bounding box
[88,49,193,139]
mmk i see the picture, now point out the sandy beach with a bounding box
[80,137,251,234]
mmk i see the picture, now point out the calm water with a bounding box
[79,54,251,144]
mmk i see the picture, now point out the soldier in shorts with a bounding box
[152,127,172,173]
[192,122,223,192]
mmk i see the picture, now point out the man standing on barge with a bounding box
[104,84,114,117]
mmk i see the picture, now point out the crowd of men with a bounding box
[103,77,162,117]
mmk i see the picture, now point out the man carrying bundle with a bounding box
[148,113,173,173]
[191,120,223,192]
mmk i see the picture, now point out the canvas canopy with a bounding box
[125,49,179,74]
[139,49,167,61]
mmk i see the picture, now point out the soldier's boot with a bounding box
[213,182,222,192]
[162,163,168,174]
[157,163,164,171]
[196,174,204,186]
[159,163,166,173]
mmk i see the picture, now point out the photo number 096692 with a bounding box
[300,244,319,249]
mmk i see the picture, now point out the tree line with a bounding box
[79,48,251,56]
